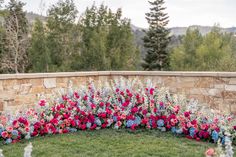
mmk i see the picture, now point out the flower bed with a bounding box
[0,78,236,145]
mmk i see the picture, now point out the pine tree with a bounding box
[28,19,50,72]
[142,0,170,71]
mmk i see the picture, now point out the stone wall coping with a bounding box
[1,71,236,80]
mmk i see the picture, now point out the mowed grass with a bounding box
[0,129,217,157]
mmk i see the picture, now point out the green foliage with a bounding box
[142,0,170,71]
[46,0,79,72]
[170,26,236,71]
[28,19,50,72]
[0,0,140,73]
[75,4,140,71]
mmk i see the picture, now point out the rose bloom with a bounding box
[117,121,122,127]
[205,148,215,157]
[1,131,9,138]
[120,114,126,120]
[39,99,46,107]
[6,126,13,132]
[150,103,154,108]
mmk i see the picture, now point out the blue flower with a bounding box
[113,116,117,122]
[189,127,195,138]
[11,130,18,136]
[86,122,92,128]
[0,128,3,136]
[149,119,153,126]
[171,127,176,133]
[211,130,219,143]
[225,136,231,143]
[69,128,77,132]
[134,116,141,125]
[126,120,134,128]
[95,118,101,126]
[5,138,12,144]
[221,136,225,145]
[176,128,183,134]
[157,119,164,127]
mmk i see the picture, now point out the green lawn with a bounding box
[1,129,216,157]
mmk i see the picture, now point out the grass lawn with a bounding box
[0,129,217,157]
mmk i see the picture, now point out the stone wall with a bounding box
[0,71,236,113]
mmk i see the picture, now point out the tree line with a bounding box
[0,0,236,73]
[0,0,140,73]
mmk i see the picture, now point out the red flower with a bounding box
[150,88,154,95]
[184,112,190,118]
[141,118,148,125]
[99,102,105,107]
[233,126,236,130]
[142,109,148,115]
[39,100,46,107]
[131,107,138,114]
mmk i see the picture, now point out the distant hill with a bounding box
[25,12,236,36]
[170,25,236,36]
[26,12,46,24]
[131,25,236,57]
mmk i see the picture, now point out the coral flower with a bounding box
[205,148,215,157]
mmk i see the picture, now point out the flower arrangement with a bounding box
[0,78,236,147]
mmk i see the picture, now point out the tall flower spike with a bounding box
[0,149,4,157]
[24,142,33,157]
[225,136,234,157]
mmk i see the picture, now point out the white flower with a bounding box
[24,143,33,157]
[0,149,4,157]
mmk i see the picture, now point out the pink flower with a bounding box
[200,124,209,130]
[205,148,215,157]
[1,131,8,138]
[173,105,180,113]
[6,126,13,132]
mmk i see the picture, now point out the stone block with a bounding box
[31,86,45,94]
[0,101,3,111]
[229,78,236,85]
[207,88,222,97]
[219,104,231,113]
[195,77,214,88]
[2,80,17,90]
[222,91,236,99]
[225,85,236,91]
[189,88,208,95]
[44,78,56,89]
[214,84,225,89]
[19,84,32,95]
[56,77,68,84]
[30,79,43,86]
[0,81,3,91]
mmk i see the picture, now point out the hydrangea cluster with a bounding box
[0,78,236,145]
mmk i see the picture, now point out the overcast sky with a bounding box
[4,0,236,28]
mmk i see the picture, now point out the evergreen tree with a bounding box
[28,19,50,72]
[46,0,79,72]
[76,4,140,71]
[142,0,170,71]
